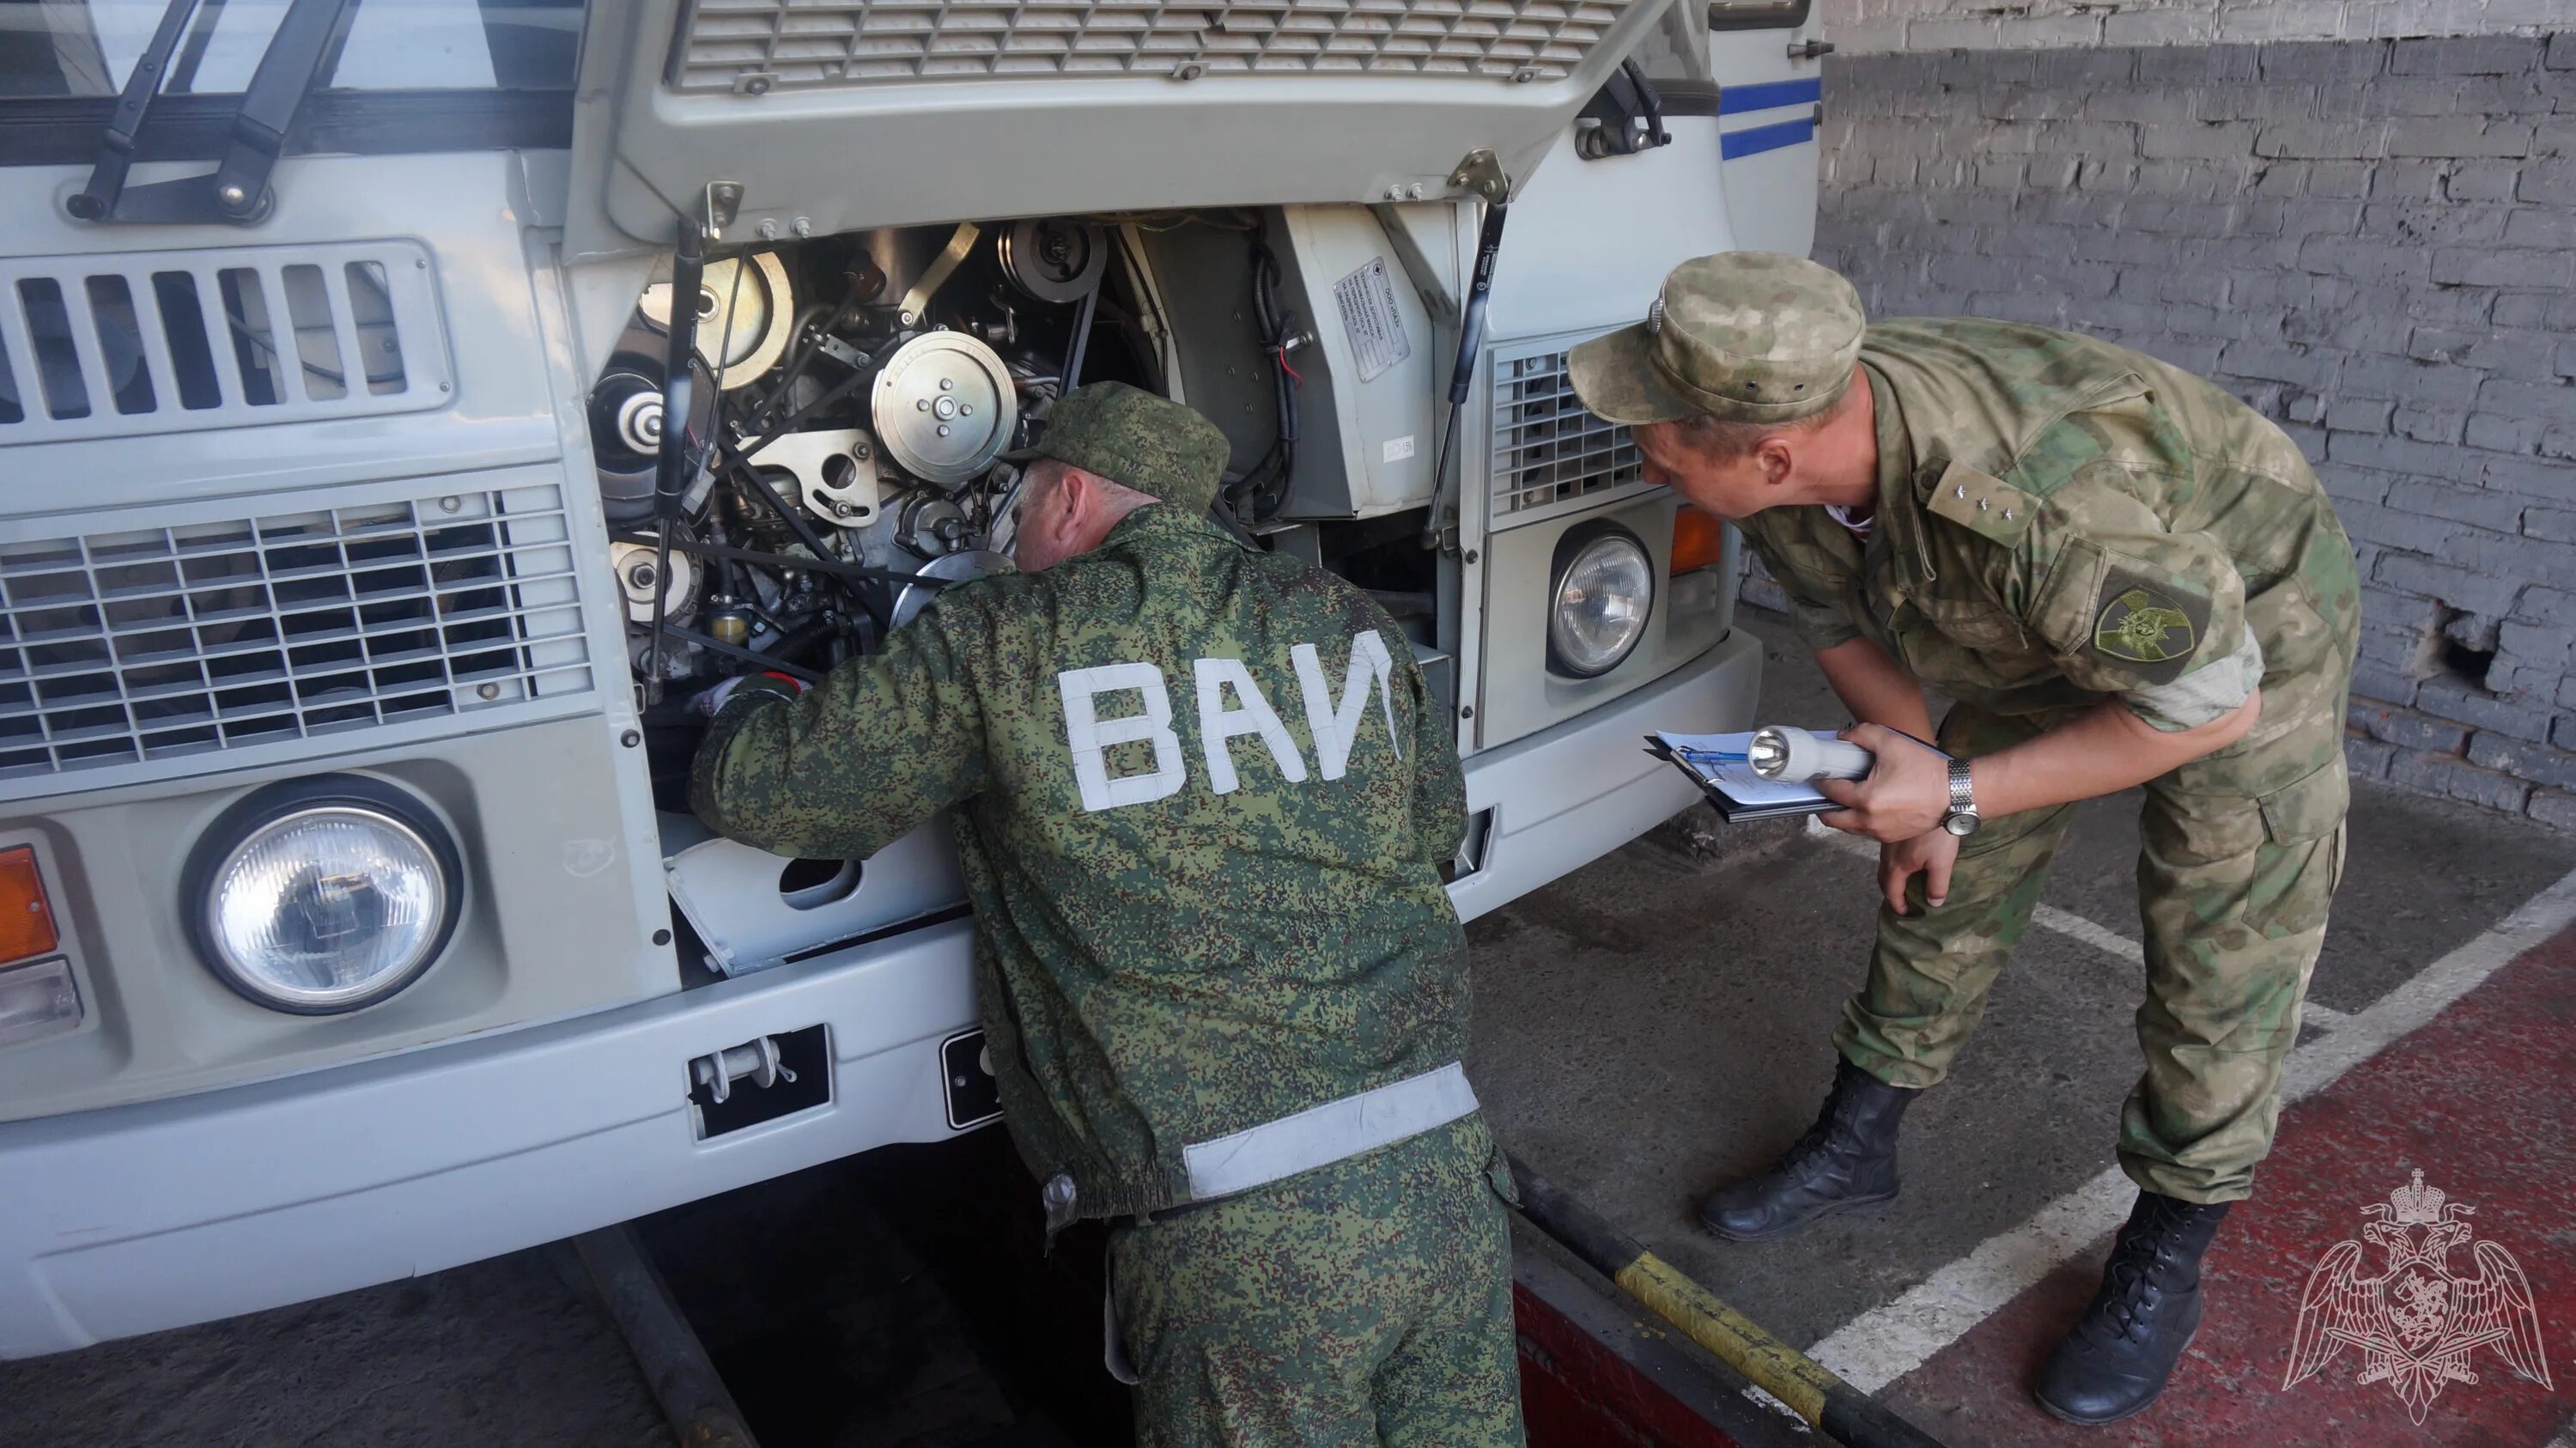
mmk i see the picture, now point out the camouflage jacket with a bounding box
[1739,319,2358,748]
[692,504,1471,1222]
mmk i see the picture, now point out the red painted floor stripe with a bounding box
[1884,922,2576,1446]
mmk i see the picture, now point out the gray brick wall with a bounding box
[1820,0,2566,54]
[1785,33,2576,829]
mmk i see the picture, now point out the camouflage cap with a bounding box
[1005,381,1230,514]
[1567,252,1866,427]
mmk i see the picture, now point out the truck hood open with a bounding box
[564,0,1671,258]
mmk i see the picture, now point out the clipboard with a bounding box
[1645,731,1839,824]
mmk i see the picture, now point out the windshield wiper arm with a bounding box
[65,0,207,220]
[67,0,358,225]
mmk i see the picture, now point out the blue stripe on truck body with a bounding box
[1720,115,1817,160]
[1718,77,1823,115]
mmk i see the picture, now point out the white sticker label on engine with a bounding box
[1334,258,1413,384]
[1382,435,1416,463]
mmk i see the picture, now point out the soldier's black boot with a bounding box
[2033,1191,2233,1425]
[1698,1059,1918,1242]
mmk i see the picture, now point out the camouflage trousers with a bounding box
[1834,702,2351,1203]
[1108,1113,1526,1448]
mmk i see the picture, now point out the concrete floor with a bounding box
[1469,612,2576,1363]
[5,610,2569,1446]
[0,1248,674,1447]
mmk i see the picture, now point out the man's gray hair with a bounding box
[1028,455,1160,514]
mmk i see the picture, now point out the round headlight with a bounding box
[186,778,461,1013]
[1548,526,1656,678]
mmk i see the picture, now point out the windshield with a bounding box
[0,0,577,97]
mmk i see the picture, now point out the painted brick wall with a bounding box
[1821,0,2568,54]
[1781,33,2576,830]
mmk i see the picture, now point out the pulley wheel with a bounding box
[997,219,1109,304]
[638,251,794,389]
[588,350,717,525]
[871,332,1018,487]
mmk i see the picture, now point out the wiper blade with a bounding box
[66,0,359,226]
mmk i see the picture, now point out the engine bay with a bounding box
[586,210,1450,806]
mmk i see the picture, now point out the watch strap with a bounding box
[1946,756,1977,814]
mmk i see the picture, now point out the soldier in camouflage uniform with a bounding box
[692,382,1524,1447]
[1571,254,2358,1426]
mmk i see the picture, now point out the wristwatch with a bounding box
[1941,757,1982,837]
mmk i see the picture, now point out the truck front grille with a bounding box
[676,0,1640,92]
[1491,345,1642,519]
[0,486,592,786]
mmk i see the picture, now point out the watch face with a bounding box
[1943,812,1980,837]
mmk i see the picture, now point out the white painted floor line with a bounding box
[2031,903,2142,963]
[1803,864,2576,1396]
[1807,1164,2138,1395]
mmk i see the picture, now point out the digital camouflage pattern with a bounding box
[1568,252,1863,426]
[692,502,1473,1223]
[1728,315,2360,1203]
[1113,1115,1524,1448]
[1007,380,1233,514]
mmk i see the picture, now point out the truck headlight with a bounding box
[1547,525,1655,678]
[185,777,461,1014]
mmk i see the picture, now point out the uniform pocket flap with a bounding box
[2027,537,2107,658]
[2257,759,2348,843]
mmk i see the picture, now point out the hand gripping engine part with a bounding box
[1747,725,1875,782]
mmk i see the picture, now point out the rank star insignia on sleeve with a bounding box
[2093,586,2195,664]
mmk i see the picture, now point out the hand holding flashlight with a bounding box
[1747,725,1877,783]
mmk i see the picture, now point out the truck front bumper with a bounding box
[0,918,980,1359]
[0,626,1762,1360]
[1451,626,1761,922]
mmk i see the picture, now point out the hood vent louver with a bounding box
[0,241,452,447]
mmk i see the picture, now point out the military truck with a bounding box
[0,0,1821,1356]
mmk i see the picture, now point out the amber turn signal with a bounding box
[0,847,58,965]
[1669,504,1728,576]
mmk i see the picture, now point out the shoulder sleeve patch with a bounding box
[2089,562,2208,684]
[1923,459,2041,546]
